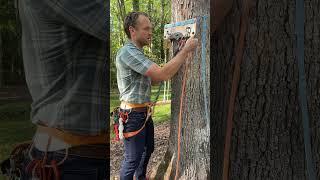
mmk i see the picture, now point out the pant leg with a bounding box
[120,111,148,180]
[21,147,107,180]
[135,118,154,180]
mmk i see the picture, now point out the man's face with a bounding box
[130,15,152,47]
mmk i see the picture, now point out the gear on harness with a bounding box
[111,104,154,141]
[0,141,32,180]
[111,109,129,141]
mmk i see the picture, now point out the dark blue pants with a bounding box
[119,111,154,180]
[21,146,107,180]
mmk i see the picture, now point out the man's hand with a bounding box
[182,36,198,53]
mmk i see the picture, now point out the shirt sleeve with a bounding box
[121,47,155,75]
[43,0,108,42]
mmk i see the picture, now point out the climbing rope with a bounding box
[295,0,316,179]
[222,1,252,179]
[26,137,68,180]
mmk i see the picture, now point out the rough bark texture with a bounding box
[212,0,320,179]
[154,0,210,179]
[0,31,2,88]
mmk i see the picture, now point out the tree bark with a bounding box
[153,0,210,179]
[160,0,165,60]
[212,0,320,179]
[147,0,153,17]
[0,31,2,87]
[117,0,126,24]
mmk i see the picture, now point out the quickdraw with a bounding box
[111,107,128,141]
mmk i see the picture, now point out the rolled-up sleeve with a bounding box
[120,47,155,75]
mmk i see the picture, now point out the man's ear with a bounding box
[129,26,135,36]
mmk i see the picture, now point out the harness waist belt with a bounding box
[120,101,151,109]
[37,125,108,146]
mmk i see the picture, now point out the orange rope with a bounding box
[26,137,64,180]
[174,59,189,180]
[222,1,252,179]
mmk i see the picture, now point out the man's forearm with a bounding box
[159,49,189,80]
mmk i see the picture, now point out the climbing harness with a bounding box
[111,86,163,141]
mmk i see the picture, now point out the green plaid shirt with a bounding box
[19,0,108,135]
[116,41,155,104]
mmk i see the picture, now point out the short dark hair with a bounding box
[124,12,149,39]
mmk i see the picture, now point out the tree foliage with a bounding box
[0,0,24,86]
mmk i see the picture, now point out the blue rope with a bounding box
[295,0,316,179]
[153,82,164,103]
[200,15,210,126]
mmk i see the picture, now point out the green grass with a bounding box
[0,101,35,179]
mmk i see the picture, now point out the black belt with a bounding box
[55,144,108,160]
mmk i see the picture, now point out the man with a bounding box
[16,1,109,179]
[116,12,198,180]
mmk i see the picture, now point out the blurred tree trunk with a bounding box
[117,0,126,23]
[133,0,139,12]
[160,0,165,60]
[117,0,126,45]
[147,0,153,16]
[0,31,3,87]
[212,0,320,179]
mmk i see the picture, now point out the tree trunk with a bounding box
[116,0,126,45]
[0,31,2,87]
[153,0,210,179]
[117,0,126,24]
[160,0,165,60]
[212,0,320,179]
[147,0,153,17]
[132,0,139,12]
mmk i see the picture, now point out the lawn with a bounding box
[0,101,35,180]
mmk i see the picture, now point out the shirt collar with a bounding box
[126,39,144,52]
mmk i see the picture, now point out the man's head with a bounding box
[124,12,152,48]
